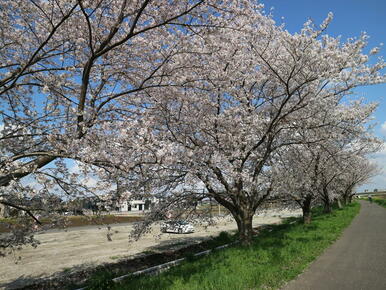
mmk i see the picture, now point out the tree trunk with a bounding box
[342,196,348,206]
[233,211,254,246]
[302,197,312,224]
[321,187,332,213]
[343,186,354,205]
[211,194,258,246]
[323,199,332,213]
[336,198,342,209]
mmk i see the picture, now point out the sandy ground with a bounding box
[0,209,301,289]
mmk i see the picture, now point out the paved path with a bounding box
[282,201,386,290]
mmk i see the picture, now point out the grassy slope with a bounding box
[373,198,386,208]
[106,203,360,290]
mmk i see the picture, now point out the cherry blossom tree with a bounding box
[276,144,320,224]
[313,131,381,212]
[111,9,386,245]
[275,86,382,221]
[1,0,252,254]
[332,155,379,205]
[279,133,380,223]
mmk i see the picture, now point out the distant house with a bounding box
[119,196,158,212]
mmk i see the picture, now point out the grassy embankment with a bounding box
[88,202,360,290]
[373,197,386,208]
[360,194,386,208]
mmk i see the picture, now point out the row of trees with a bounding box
[1,0,384,253]
[278,140,379,224]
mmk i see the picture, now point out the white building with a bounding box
[119,196,158,212]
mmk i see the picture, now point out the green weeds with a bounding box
[88,270,116,290]
[373,198,386,208]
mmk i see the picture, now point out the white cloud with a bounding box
[381,121,386,137]
[68,160,100,188]
[357,143,386,192]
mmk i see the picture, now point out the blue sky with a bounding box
[262,0,386,191]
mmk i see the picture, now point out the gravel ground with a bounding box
[0,209,301,289]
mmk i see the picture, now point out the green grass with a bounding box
[373,198,386,208]
[87,270,117,290]
[92,203,360,290]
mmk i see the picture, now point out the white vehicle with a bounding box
[160,220,195,234]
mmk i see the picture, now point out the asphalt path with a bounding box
[282,200,386,290]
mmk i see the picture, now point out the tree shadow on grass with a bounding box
[115,249,228,290]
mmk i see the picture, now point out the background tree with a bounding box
[275,100,380,223]
[277,144,320,224]
[334,156,380,205]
